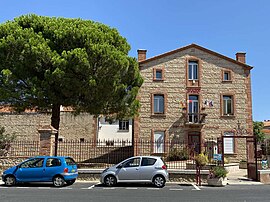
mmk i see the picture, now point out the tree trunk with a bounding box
[51,104,61,156]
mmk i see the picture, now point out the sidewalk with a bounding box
[225,167,262,185]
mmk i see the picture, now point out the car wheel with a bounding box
[66,179,76,186]
[4,175,16,186]
[53,176,65,187]
[153,175,165,188]
[104,175,117,187]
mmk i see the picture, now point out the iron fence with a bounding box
[3,139,221,170]
[8,141,40,157]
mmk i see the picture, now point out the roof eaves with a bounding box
[139,43,253,70]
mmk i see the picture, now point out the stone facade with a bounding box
[0,111,95,141]
[135,44,253,162]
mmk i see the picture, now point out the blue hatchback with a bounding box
[2,156,78,187]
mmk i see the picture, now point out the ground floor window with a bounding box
[223,131,235,154]
[153,131,165,153]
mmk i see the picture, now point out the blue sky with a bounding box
[0,0,269,121]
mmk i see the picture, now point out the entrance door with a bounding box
[188,132,201,156]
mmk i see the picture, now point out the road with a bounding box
[1,182,270,202]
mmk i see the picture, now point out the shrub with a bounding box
[194,153,208,167]
[167,148,188,161]
[208,166,228,179]
[0,126,16,156]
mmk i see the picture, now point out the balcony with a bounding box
[182,113,207,125]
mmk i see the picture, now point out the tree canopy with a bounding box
[0,14,143,153]
[253,121,265,143]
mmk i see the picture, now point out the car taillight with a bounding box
[64,168,68,173]
[162,165,167,170]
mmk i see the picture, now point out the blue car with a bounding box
[1,156,78,187]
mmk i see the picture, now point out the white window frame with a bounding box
[153,131,165,153]
[188,61,198,80]
[224,131,235,154]
[119,120,129,131]
[154,95,164,113]
[223,95,233,115]
[188,95,199,123]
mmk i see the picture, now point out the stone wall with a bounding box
[0,112,95,141]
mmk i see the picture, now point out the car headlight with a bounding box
[102,168,109,174]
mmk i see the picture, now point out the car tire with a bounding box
[104,175,117,187]
[53,176,65,187]
[66,179,76,186]
[153,175,166,188]
[4,175,16,186]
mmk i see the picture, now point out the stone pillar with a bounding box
[38,125,58,156]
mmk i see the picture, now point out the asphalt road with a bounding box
[1,182,270,202]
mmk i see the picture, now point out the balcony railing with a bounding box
[182,113,207,125]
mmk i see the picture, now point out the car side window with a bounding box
[123,158,140,168]
[20,158,44,168]
[46,158,62,167]
[141,158,157,166]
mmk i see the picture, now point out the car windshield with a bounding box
[65,157,76,165]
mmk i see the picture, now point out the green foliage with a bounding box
[195,153,209,167]
[253,121,265,143]
[166,148,189,161]
[209,166,228,178]
[0,14,143,134]
[0,126,16,156]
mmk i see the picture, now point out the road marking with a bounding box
[38,187,51,189]
[103,187,115,190]
[59,187,72,189]
[147,188,160,190]
[87,185,96,189]
[16,187,29,189]
[192,184,201,191]
[126,188,138,190]
[0,187,8,189]
[169,188,183,191]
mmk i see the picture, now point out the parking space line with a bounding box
[0,187,8,189]
[38,187,51,189]
[16,187,29,189]
[103,187,115,190]
[169,188,183,191]
[147,188,160,190]
[59,187,73,189]
[192,184,201,191]
[126,188,138,190]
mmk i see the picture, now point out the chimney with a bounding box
[137,49,147,62]
[236,52,246,63]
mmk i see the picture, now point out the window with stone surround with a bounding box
[188,61,198,80]
[153,67,164,81]
[153,131,165,153]
[222,70,232,82]
[153,95,164,114]
[222,95,234,116]
[223,131,235,154]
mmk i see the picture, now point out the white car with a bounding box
[100,156,169,188]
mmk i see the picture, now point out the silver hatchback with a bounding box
[100,156,169,188]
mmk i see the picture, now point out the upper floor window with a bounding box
[188,95,199,123]
[188,61,198,80]
[119,120,129,131]
[154,95,164,113]
[223,95,234,115]
[153,67,164,81]
[223,70,232,81]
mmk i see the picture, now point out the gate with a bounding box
[219,135,258,181]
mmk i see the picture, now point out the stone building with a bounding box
[134,44,253,161]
